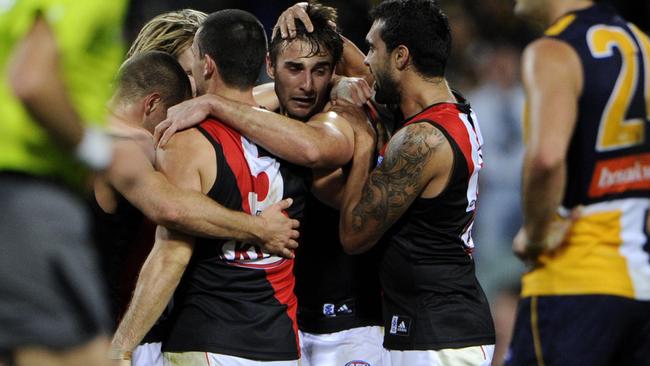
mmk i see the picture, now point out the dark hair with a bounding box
[370,0,451,78]
[269,1,343,67]
[197,9,267,90]
[117,51,191,106]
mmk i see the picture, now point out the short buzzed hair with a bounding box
[269,1,343,67]
[116,51,192,106]
[196,9,267,90]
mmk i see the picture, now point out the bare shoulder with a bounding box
[522,38,582,91]
[155,128,211,171]
[385,122,448,163]
[379,122,452,189]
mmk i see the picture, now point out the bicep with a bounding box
[361,123,448,226]
[523,39,581,157]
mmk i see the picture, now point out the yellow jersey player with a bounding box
[0,0,126,365]
[509,0,650,365]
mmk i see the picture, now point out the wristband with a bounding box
[75,126,113,170]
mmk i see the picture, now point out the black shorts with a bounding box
[505,295,650,366]
[0,173,109,351]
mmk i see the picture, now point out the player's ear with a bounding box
[266,53,275,80]
[143,93,162,116]
[204,54,216,79]
[394,45,410,71]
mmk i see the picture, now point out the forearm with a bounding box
[10,17,84,149]
[117,169,266,243]
[161,188,266,242]
[208,96,344,168]
[111,232,191,353]
[252,82,279,111]
[337,35,372,84]
[522,157,566,246]
[339,138,379,253]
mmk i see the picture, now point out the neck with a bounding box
[109,104,141,130]
[206,82,257,106]
[546,0,593,26]
[399,72,456,118]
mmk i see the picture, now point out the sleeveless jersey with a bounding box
[294,193,383,334]
[0,0,126,189]
[163,119,306,361]
[378,101,495,350]
[92,194,170,343]
[521,4,650,300]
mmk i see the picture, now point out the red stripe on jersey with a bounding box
[402,103,476,176]
[265,260,300,357]
[199,119,270,215]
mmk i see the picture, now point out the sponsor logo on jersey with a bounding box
[337,303,352,315]
[345,361,370,366]
[219,240,286,269]
[389,315,411,336]
[589,153,650,198]
[321,300,355,318]
[323,303,336,317]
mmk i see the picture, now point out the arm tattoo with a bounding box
[351,123,447,231]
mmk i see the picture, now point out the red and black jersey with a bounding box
[163,119,307,361]
[378,100,495,350]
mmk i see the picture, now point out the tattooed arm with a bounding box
[339,122,452,254]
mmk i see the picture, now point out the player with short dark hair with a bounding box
[338,0,496,364]
[111,10,307,366]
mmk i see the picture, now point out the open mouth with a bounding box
[291,96,316,107]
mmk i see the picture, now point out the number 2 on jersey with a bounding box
[588,25,650,152]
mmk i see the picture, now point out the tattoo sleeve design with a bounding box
[351,123,446,231]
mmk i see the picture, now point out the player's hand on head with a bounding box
[273,2,312,39]
[258,198,300,259]
[331,77,372,107]
[154,96,212,148]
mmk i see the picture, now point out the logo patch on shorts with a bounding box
[345,361,371,366]
[389,315,411,336]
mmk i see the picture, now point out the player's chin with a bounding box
[287,104,314,119]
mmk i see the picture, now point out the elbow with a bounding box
[10,67,43,104]
[528,149,565,175]
[301,143,351,170]
[301,144,323,168]
[342,243,365,255]
[339,231,369,255]
[151,202,183,229]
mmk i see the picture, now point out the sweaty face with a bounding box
[190,32,207,96]
[364,20,401,105]
[177,46,197,97]
[270,39,334,121]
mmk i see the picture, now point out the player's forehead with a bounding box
[277,38,333,66]
[366,19,384,46]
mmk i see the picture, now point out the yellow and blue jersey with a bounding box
[0,0,126,188]
[522,5,650,300]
